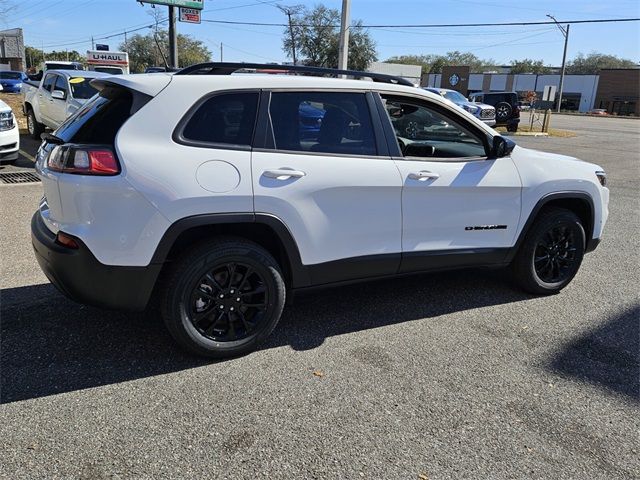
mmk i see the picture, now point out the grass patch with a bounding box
[496,125,577,138]
[0,92,28,129]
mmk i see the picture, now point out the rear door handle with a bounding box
[263,169,306,180]
[409,171,440,181]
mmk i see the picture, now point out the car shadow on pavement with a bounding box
[545,304,640,400]
[1,270,530,404]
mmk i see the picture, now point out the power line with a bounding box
[200,17,640,28]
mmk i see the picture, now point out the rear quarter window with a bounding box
[55,87,139,145]
[177,92,259,148]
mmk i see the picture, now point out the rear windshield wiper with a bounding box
[41,133,65,145]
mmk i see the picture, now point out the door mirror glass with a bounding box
[51,90,66,100]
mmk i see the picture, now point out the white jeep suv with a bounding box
[32,63,609,358]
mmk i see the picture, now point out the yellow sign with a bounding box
[69,77,85,84]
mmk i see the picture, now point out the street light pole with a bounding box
[547,14,570,113]
[337,0,351,70]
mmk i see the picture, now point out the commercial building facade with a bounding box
[0,28,25,71]
[425,69,639,115]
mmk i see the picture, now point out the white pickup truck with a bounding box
[22,69,107,139]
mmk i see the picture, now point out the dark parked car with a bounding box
[468,91,520,132]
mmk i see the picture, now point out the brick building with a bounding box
[594,69,640,116]
[0,28,26,71]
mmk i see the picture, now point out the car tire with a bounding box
[27,109,44,140]
[507,124,518,133]
[511,207,585,295]
[495,102,512,122]
[160,237,286,358]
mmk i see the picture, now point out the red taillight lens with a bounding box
[56,232,79,249]
[47,145,120,176]
[88,150,119,174]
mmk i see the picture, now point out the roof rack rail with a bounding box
[174,62,415,87]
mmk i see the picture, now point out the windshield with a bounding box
[47,63,81,71]
[0,72,23,80]
[94,67,123,75]
[443,91,468,103]
[69,77,99,99]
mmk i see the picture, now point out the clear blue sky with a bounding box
[2,0,639,66]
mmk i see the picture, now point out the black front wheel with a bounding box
[161,237,286,358]
[511,207,585,294]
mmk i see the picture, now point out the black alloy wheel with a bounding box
[161,238,286,358]
[533,225,578,284]
[511,207,585,294]
[189,262,268,342]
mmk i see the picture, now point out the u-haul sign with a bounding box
[86,50,129,66]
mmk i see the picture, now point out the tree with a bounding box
[566,52,637,74]
[281,5,377,70]
[24,46,85,70]
[510,58,551,74]
[385,51,497,74]
[120,30,210,73]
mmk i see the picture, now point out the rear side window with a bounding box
[180,92,259,147]
[55,87,135,145]
[269,91,377,156]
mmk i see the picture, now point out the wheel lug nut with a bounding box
[219,294,224,299]
[230,307,234,311]
[230,289,235,294]
[219,305,224,309]
[236,297,241,302]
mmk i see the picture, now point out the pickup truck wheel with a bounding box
[511,207,585,295]
[27,110,44,140]
[161,237,286,358]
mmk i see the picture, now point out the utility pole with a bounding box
[337,0,351,70]
[220,43,223,62]
[124,31,128,52]
[168,5,178,68]
[91,36,94,49]
[277,5,303,65]
[547,14,570,113]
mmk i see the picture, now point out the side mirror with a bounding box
[51,90,66,100]
[491,135,516,158]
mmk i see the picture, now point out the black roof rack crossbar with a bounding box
[174,62,414,87]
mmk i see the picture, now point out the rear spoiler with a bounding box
[90,73,173,97]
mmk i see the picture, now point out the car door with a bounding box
[376,93,522,273]
[251,90,403,284]
[49,75,69,126]
[39,73,57,126]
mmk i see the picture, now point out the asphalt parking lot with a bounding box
[1,114,638,479]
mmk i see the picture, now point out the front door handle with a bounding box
[263,168,306,180]
[409,171,440,181]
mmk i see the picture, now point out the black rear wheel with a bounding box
[161,237,285,358]
[511,208,585,294]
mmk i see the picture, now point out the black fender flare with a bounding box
[505,191,596,263]
[150,212,311,288]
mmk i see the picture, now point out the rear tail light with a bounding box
[47,145,120,175]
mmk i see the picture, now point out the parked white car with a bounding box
[22,69,107,139]
[32,63,609,358]
[0,98,19,163]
